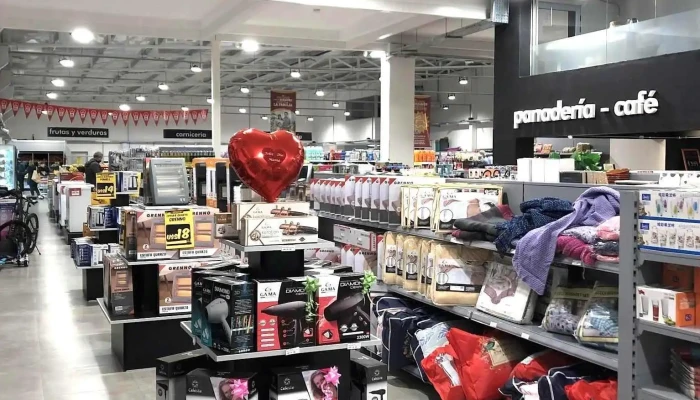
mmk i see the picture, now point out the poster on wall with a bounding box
[270,90,296,132]
[414,95,431,149]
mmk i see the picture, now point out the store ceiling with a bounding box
[0,0,495,108]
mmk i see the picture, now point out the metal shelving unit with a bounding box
[638,385,691,400]
[220,238,335,253]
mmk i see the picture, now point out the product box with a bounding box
[334,181,344,215]
[370,177,384,222]
[353,250,377,275]
[156,349,208,400]
[213,212,235,239]
[186,369,258,400]
[181,207,221,259]
[117,171,140,194]
[433,185,504,232]
[413,185,435,229]
[202,277,256,354]
[241,216,318,246]
[663,263,694,290]
[350,351,388,400]
[387,177,403,225]
[90,244,108,266]
[476,262,538,324]
[354,177,364,219]
[103,253,134,317]
[637,285,696,327]
[191,268,248,339]
[158,260,221,315]
[379,177,395,224]
[361,177,372,221]
[343,176,356,217]
[270,366,339,400]
[231,201,311,232]
[320,180,330,213]
[256,278,316,351]
[317,273,371,344]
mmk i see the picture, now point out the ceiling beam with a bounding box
[260,0,489,19]
[342,14,441,49]
[199,0,263,39]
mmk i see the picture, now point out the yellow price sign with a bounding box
[95,172,116,199]
[164,209,195,249]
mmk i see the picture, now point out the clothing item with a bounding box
[513,187,620,295]
[452,204,514,242]
[556,236,596,266]
[84,158,102,186]
[574,285,619,352]
[592,240,619,256]
[565,379,618,400]
[421,342,466,400]
[597,216,620,241]
[561,226,598,244]
[596,254,619,263]
[494,198,574,255]
[541,286,593,335]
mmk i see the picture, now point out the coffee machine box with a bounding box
[379,177,394,223]
[317,273,371,344]
[360,177,372,221]
[344,176,356,217]
[370,177,384,222]
[350,351,388,400]
[256,278,316,351]
[156,349,208,400]
[191,269,248,339]
[186,369,258,400]
[202,277,256,354]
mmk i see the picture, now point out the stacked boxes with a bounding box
[638,189,700,255]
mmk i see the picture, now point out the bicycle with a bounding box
[0,188,40,266]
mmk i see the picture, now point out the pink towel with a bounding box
[597,216,620,241]
[556,236,597,266]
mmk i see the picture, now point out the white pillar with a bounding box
[380,56,415,165]
[211,40,222,155]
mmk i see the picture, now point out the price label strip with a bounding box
[95,172,116,199]
[164,209,195,250]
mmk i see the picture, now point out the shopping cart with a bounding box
[0,187,39,267]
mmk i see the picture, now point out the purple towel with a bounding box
[513,187,620,294]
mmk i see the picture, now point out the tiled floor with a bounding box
[0,202,438,400]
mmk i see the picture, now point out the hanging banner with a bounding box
[95,172,116,199]
[78,108,88,123]
[414,95,431,149]
[46,105,55,120]
[34,104,44,118]
[89,109,99,124]
[120,111,130,126]
[183,111,189,125]
[163,111,170,125]
[111,112,119,125]
[172,111,180,125]
[99,110,109,124]
[152,111,160,126]
[163,209,194,249]
[0,99,8,113]
[23,102,33,118]
[141,111,150,126]
[132,111,140,125]
[270,90,296,132]
[10,100,20,115]
[67,108,77,122]
[191,111,199,124]
[199,109,208,121]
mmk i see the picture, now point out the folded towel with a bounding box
[562,226,598,244]
[593,240,619,256]
[597,216,620,241]
[452,204,514,241]
[556,236,596,266]
[494,198,573,254]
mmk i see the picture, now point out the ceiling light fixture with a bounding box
[261,115,268,120]
[190,64,202,73]
[442,104,449,110]
[119,104,131,112]
[332,101,339,108]
[290,69,301,78]
[368,50,385,59]
[158,82,169,91]
[377,33,392,40]
[459,77,468,85]
[294,110,300,115]
[239,108,247,113]
[71,27,95,44]
[136,95,146,102]
[241,39,260,53]
[46,92,58,100]
[315,90,325,97]
[51,78,65,87]
[59,58,74,68]
[181,106,189,112]
[240,86,250,94]
[344,111,350,116]
[42,110,48,115]
[447,93,456,100]
[207,97,214,104]
[108,112,113,116]
[307,117,314,121]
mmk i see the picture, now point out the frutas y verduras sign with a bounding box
[513,90,659,129]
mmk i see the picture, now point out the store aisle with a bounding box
[0,202,438,400]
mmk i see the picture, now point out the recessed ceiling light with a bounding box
[51,78,65,87]
[261,115,268,120]
[307,117,314,121]
[190,64,202,73]
[442,104,449,110]
[377,33,392,40]
[315,90,325,97]
[241,39,259,53]
[41,110,48,115]
[332,101,339,108]
[344,111,350,116]
[290,69,301,78]
[181,106,189,111]
[59,58,74,68]
[158,83,169,91]
[447,93,456,100]
[240,87,250,94]
[294,110,300,115]
[567,135,573,139]
[459,77,468,85]
[46,92,58,99]
[368,50,385,59]
[239,108,247,113]
[136,95,146,102]
[71,27,95,44]
[206,97,214,104]
[119,104,131,112]
[108,112,113,116]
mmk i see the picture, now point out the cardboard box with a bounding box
[158,260,222,315]
[241,216,318,246]
[637,285,696,327]
[231,201,311,232]
[317,273,371,344]
[270,366,312,400]
[256,278,316,351]
[343,176,355,217]
[186,369,258,400]
[191,268,248,339]
[663,263,694,290]
[360,177,371,221]
[370,177,383,222]
[350,351,388,400]
[203,277,256,354]
[379,177,394,223]
[354,177,364,219]
[103,253,133,317]
[156,349,208,400]
[214,212,236,239]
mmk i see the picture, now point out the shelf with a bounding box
[638,385,687,400]
[639,248,700,268]
[97,298,190,325]
[637,320,700,345]
[88,227,119,232]
[385,285,618,371]
[118,253,222,266]
[180,321,381,362]
[75,262,102,270]
[220,238,335,253]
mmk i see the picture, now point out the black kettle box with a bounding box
[256,277,316,351]
[317,273,371,345]
[350,351,388,400]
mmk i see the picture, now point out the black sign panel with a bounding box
[296,131,312,141]
[47,127,109,138]
[682,149,700,171]
[163,129,212,140]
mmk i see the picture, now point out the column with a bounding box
[380,56,415,165]
[210,40,222,155]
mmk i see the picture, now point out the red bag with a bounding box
[420,342,466,400]
[565,379,618,400]
[511,350,578,381]
[447,328,527,400]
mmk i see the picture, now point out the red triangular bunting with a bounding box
[163,111,170,125]
[172,111,180,125]
[46,105,55,120]
[35,104,44,118]
[0,99,8,113]
[191,111,199,124]
[23,102,34,118]
[10,101,21,115]
[152,111,160,126]
[199,109,208,121]
[78,108,89,123]
[57,107,66,121]
[111,112,119,125]
[99,110,109,125]
[67,108,77,122]
[89,109,98,124]
[131,111,140,126]
[141,111,150,126]
[121,111,130,126]
[183,111,190,125]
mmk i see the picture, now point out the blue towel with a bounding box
[513,187,620,294]
[493,198,573,254]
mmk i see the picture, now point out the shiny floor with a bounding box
[0,202,438,400]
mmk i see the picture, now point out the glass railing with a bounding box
[532,8,700,75]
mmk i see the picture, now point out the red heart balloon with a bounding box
[228,128,304,203]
